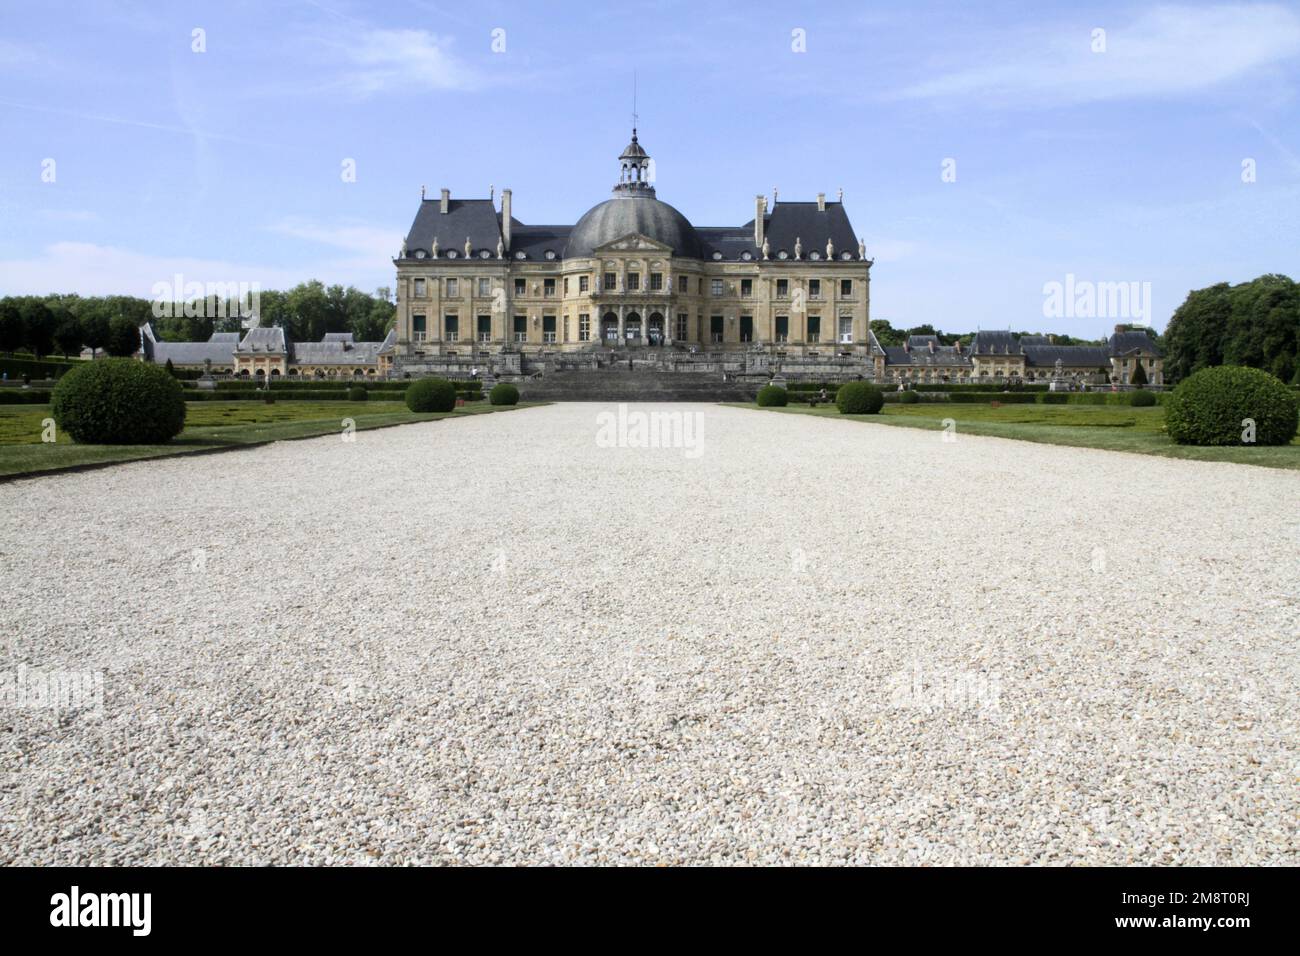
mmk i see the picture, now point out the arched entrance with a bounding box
[601,312,619,343]
[624,312,641,343]
[647,312,664,346]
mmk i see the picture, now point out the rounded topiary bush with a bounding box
[1164,366,1298,446]
[51,358,186,444]
[489,383,519,406]
[348,385,368,402]
[756,384,787,407]
[1129,389,1156,407]
[898,390,920,404]
[405,377,458,413]
[836,381,883,415]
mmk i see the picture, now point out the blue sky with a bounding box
[1,0,1298,337]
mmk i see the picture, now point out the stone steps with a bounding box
[517,369,754,403]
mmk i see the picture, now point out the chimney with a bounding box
[421,184,426,200]
[929,339,936,353]
[440,188,450,214]
[501,188,512,252]
[1114,324,1124,334]
[817,192,826,212]
[754,195,765,247]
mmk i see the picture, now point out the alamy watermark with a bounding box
[150,273,261,321]
[595,404,705,458]
[885,663,1001,716]
[1043,274,1152,326]
[1,664,104,716]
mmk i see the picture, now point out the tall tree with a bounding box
[0,300,22,354]
[1164,275,1297,383]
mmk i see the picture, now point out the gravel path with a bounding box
[1,403,1296,865]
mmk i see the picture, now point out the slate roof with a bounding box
[404,198,503,260]
[237,326,287,353]
[1022,345,1112,368]
[885,345,971,367]
[970,330,1019,355]
[397,141,865,263]
[140,324,238,366]
[510,223,571,261]
[1108,331,1162,355]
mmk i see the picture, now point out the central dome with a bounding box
[565,192,702,260]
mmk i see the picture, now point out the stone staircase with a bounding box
[517,367,755,403]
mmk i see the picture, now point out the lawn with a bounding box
[736,402,1300,470]
[0,400,536,480]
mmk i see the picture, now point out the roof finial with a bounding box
[632,70,638,136]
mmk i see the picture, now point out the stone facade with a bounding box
[392,131,873,373]
[871,328,1164,387]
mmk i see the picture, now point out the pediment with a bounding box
[593,233,674,254]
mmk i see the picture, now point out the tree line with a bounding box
[0,282,396,359]
[1162,274,1298,384]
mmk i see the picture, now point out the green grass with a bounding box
[733,402,1300,470]
[0,401,538,479]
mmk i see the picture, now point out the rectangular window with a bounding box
[579,313,590,341]
[477,314,491,342]
[678,276,689,294]
[604,272,616,291]
[412,313,427,342]
[563,277,570,295]
[839,316,853,344]
[676,313,688,341]
[840,279,853,297]
[740,315,753,342]
[711,279,724,297]
[445,315,459,341]
[776,279,789,298]
[446,278,458,298]
[542,315,556,343]
[478,278,490,297]
[413,278,427,297]
[775,315,789,343]
[513,315,527,342]
[514,278,526,296]
[649,272,663,291]
[710,315,724,343]
[627,272,640,291]
[807,315,821,343]
[543,278,555,297]
[579,275,589,293]
[740,278,752,298]
[809,279,821,299]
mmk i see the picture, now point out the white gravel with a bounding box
[1,403,1296,865]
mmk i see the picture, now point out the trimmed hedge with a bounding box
[406,377,458,412]
[50,358,186,444]
[0,389,53,404]
[489,382,519,406]
[1165,366,1298,446]
[897,390,920,404]
[347,386,368,402]
[0,357,78,379]
[756,384,788,407]
[1129,390,1157,407]
[946,392,1037,404]
[836,381,883,414]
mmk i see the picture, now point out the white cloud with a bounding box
[897,4,1300,106]
[0,39,40,70]
[339,29,478,96]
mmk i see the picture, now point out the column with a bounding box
[617,305,625,344]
